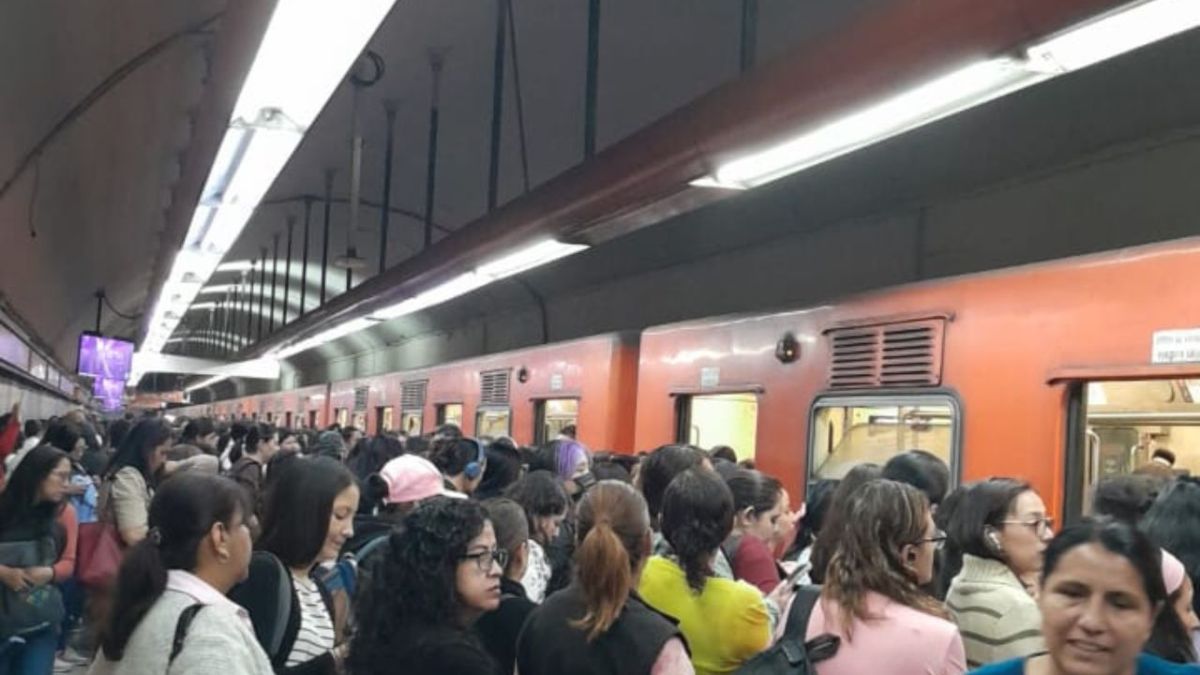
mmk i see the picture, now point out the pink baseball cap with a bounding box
[1162,548,1187,596]
[379,455,464,505]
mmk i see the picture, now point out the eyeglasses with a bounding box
[462,547,508,573]
[916,529,948,551]
[1002,516,1054,537]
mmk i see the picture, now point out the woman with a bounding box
[803,479,966,675]
[475,439,524,501]
[519,481,694,675]
[100,419,172,548]
[87,473,270,674]
[505,470,569,603]
[1145,549,1198,664]
[229,457,358,674]
[229,422,279,511]
[638,469,770,674]
[348,498,502,675]
[783,478,838,577]
[1143,477,1200,615]
[971,518,1195,675]
[0,446,74,675]
[476,499,537,674]
[945,479,1053,667]
[724,469,787,594]
[808,462,882,584]
[430,436,487,496]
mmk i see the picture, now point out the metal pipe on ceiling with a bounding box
[740,0,758,73]
[487,0,509,211]
[300,198,312,317]
[379,102,397,274]
[246,0,1143,358]
[423,51,445,250]
[321,170,335,304]
[283,215,295,325]
[269,232,280,333]
[584,0,600,158]
[256,246,268,341]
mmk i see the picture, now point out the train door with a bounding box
[376,406,394,435]
[1067,379,1200,516]
[437,403,464,429]
[352,412,367,431]
[308,410,318,429]
[284,412,293,429]
[675,392,759,461]
[335,408,349,428]
[807,393,960,481]
[534,398,579,445]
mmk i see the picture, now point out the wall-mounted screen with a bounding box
[93,377,125,411]
[77,333,134,380]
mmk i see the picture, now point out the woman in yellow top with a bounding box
[639,468,771,674]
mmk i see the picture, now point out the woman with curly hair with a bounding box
[637,469,769,674]
[799,479,966,675]
[349,497,504,675]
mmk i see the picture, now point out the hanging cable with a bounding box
[27,160,40,239]
[508,0,532,193]
[102,294,142,322]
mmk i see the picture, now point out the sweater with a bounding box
[970,653,1199,674]
[475,576,537,675]
[638,556,769,675]
[946,555,1045,668]
[86,584,273,675]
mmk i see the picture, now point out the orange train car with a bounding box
[634,237,1200,520]
[321,333,640,451]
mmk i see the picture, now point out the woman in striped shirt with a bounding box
[230,457,359,674]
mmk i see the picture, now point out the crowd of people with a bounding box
[0,401,1198,674]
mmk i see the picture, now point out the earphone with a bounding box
[985,528,1004,554]
[463,439,486,480]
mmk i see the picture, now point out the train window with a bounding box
[401,410,422,437]
[376,406,394,435]
[808,395,959,481]
[437,403,464,428]
[1077,379,1200,512]
[335,408,349,428]
[677,393,759,461]
[534,398,579,445]
[476,408,511,438]
[352,412,367,431]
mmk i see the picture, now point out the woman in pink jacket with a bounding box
[801,479,967,675]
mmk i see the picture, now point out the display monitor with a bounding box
[93,377,125,411]
[77,333,134,380]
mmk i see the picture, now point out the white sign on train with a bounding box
[700,367,720,388]
[1151,329,1200,364]
[550,373,564,391]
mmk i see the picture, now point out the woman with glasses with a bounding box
[945,479,1053,668]
[349,497,503,675]
[475,499,537,674]
[0,446,75,675]
[796,479,966,675]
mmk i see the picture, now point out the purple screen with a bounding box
[77,334,134,380]
[93,378,125,411]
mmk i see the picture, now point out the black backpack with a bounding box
[734,585,840,675]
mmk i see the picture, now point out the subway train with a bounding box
[175,236,1200,520]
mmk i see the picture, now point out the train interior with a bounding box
[1083,379,1200,504]
[808,395,957,481]
[677,392,760,461]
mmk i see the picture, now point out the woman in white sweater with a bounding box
[88,472,272,675]
[944,478,1053,668]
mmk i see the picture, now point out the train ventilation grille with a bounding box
[480,369,511,406]
[828,318,945,389]
[401,381,428,410]
[353,385,370,412]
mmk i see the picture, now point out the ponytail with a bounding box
[571,520,632,641]
[571,481,651,642]
[100,538,167,660]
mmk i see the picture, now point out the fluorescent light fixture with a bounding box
[198,284,236,296]
[698,58,1041,190]
[272,240,589,358]
[1026,0,1200,72]
[138,0,398,373]
[216,260,253,273]
[186,375,229,392]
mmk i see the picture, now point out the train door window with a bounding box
[476,408,511,438]
[284,412,293,429]
[376,406,394,435]
[335,408,349,428]
[352,412,367,431]
[438,403,464,428]
[676,393,759,461]
[1073,379,1200,513]
[401,411,423,437]
[534,399,579,445]
[808,395,959,481]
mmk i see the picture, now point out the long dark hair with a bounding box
[0,445,69,535]
[349,498,489,670]
[638,444,707,530]
[947,478,1032,562]
[104,418,171,481]
[810,463,882,583]
[243,422,276,457]
[726,469,783,529]
[786,478,838,559]
[100,473,247,660]
[1143,477,1200,615]
[572,481,651,641]
[257,456,355,568]
[660,468,734,591]
[42,420,83,455]
[504,470,569,546]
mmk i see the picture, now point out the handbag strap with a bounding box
[170,604,205,664]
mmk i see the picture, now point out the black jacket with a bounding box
[474,577,537,675]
